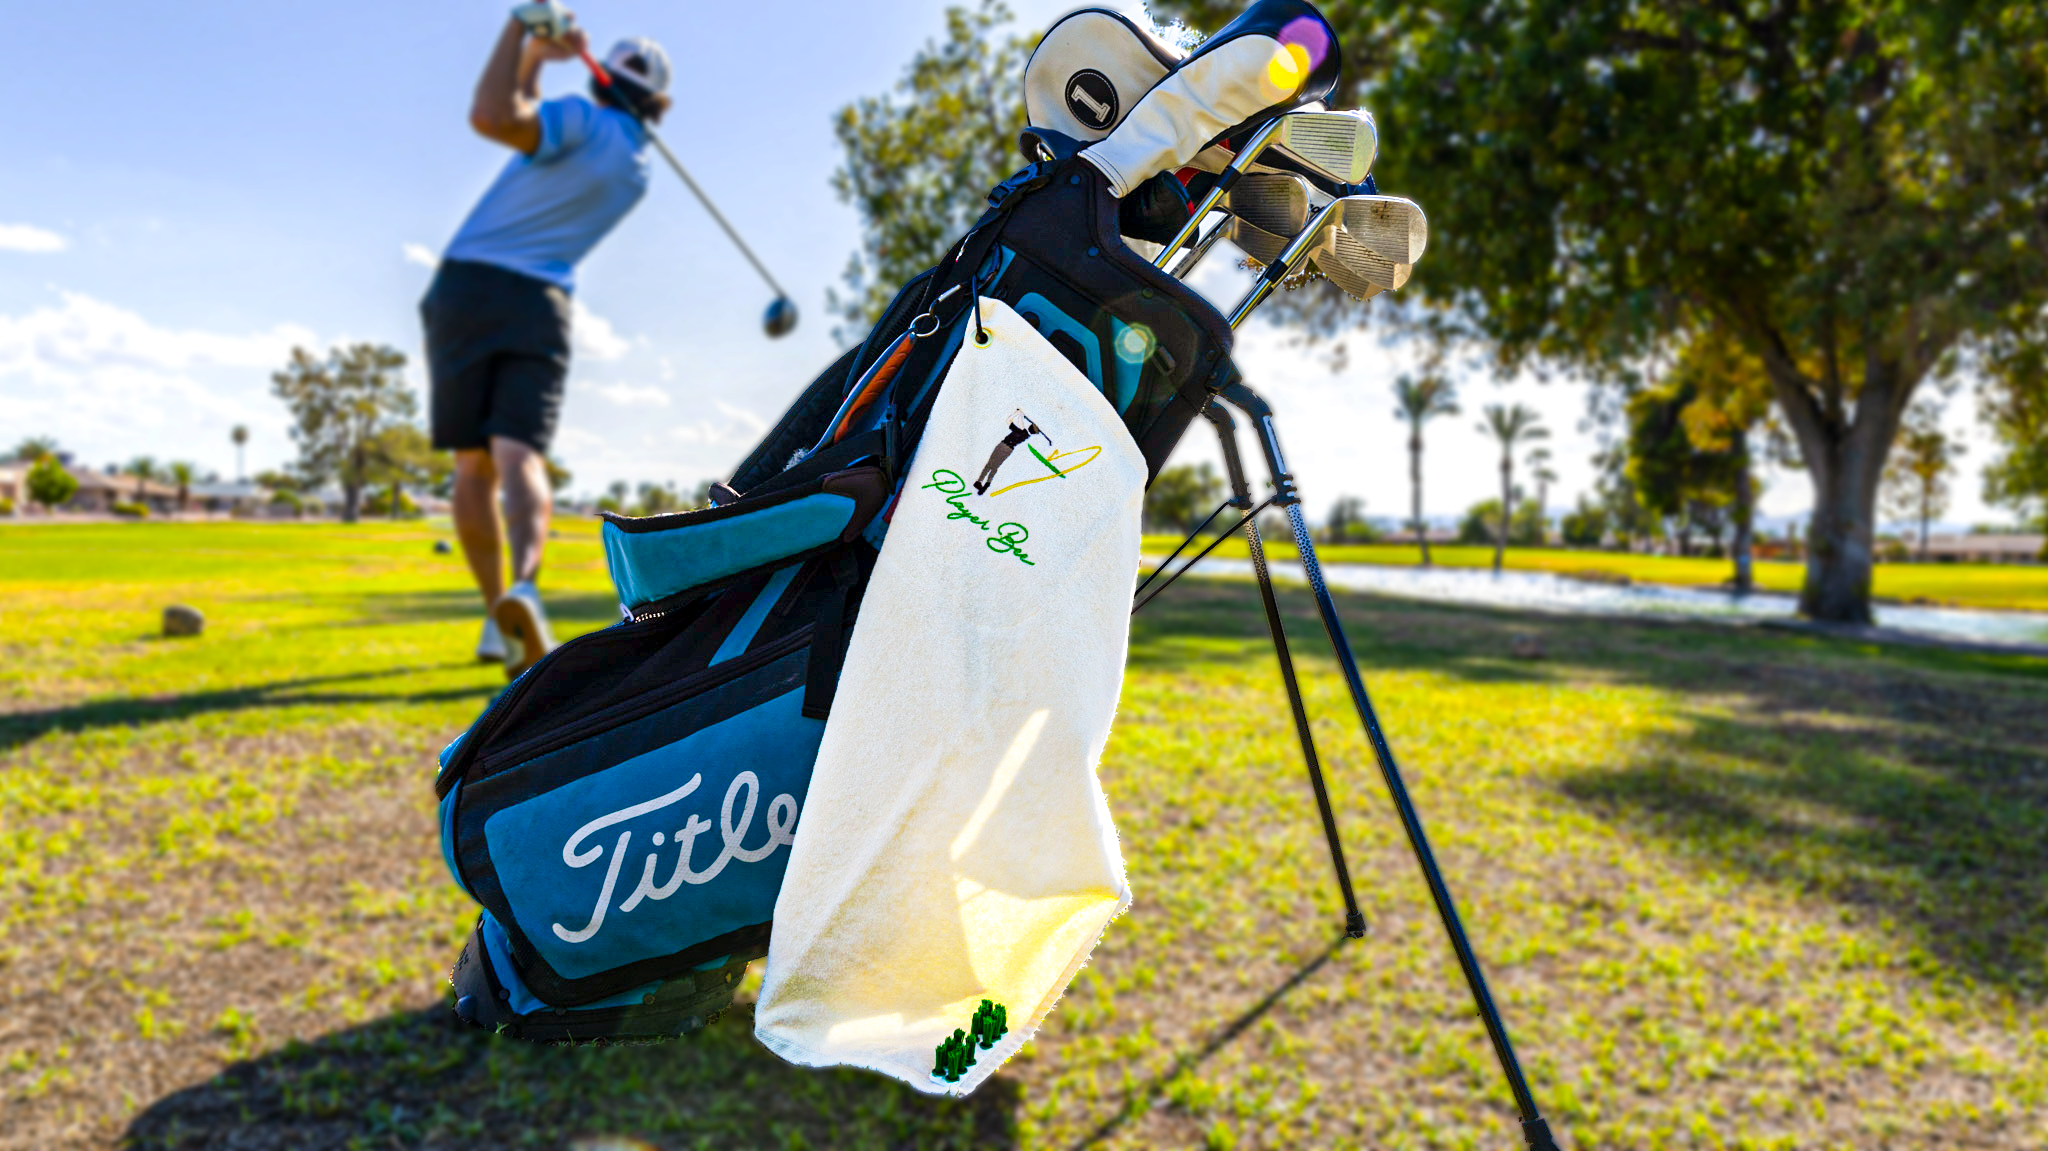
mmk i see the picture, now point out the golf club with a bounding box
[1313,196,1428,299]
[1224,173,1311,266]
[572,39,798,338]
[1153,109,1379,270]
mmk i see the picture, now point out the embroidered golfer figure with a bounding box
[973,409,1053,495]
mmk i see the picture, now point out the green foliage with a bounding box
[12,436,58,462]
[1143,463,1225,534]
[1980,360,2048,541]
[1394,365,1458,560]
[110,500,149,519]
[829,0,1031,333]
[1626,379,1740,553]
[544,455,572,493]
[1458,497,1545,546]
[1169,0,2048,620]
[1560,495,1610,548]
[1322,495,1379,544]
[25,456,77,510]
[0,496,14,517]
[360,488,420,518]
[271,343,415,523]
[1882,401,1965,555]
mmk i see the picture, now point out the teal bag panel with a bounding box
[603,493,857,609]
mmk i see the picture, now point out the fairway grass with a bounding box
[1140,536,2048,613]
[3,521,2046,1149]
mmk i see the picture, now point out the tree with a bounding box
[167,461,196,513]
[830,0,1032,332]
[1324,495,1376,543]
[1143,463,1225,534]
[545,457,574,493]
[1479,404,1547,572]
[635,482,685,517]
[1164,0,2048,621]
[124,456,158,502]
[1979,340,2048,551]
[1526,446,1557,544]
[231,425,249,482]
[1626,380,1740,560]
[1560,495,1609,548]
[13,436,58,462]
[1393,366,1458,564]
[1881,401,1963,561]
[362,424,445,522]
[271,343,415,523]
[26,455,78,510]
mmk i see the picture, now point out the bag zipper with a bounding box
[470,624,815,781]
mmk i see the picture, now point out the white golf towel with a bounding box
[754,298,1144,1095]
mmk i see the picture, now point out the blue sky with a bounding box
[0,1,2006,529]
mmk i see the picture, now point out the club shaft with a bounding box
[1153,119,1286,269]
[1222,384,1553,1141]
[1205,404,1365,937]
[576,42,788,300]
[643,129,789,299]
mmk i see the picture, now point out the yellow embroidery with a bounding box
[988,446,1102,497]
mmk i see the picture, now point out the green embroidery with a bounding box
[922,470,1036,567]
[1025,444,1069,479]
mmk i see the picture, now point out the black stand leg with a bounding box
[1218,384,1561,1151]
[1204,402,1367,939]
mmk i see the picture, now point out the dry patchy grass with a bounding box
[3,521,2046,1149]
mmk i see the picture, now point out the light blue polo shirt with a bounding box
[443,95,651,290]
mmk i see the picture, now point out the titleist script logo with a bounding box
[552,772,798,944]
[1065,70,1118,131]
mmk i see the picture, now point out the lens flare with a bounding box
[1278,15,1334,70]
[1264,42,1309,96]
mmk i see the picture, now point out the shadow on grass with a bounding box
[0,664,497,752]
[340,588,627,629]
[1066,934,1350,1149]
[126,999,1019,1151]
[1137,578,2048,996]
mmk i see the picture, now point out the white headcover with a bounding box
[1023,8,1183,142]
[1080,34,1311,197]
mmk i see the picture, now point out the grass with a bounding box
[4,520,2047,1149]
[1140,535,2048,613]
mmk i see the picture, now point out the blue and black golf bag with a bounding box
[434,0,1341,1042]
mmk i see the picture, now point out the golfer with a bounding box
[422,3,669,676]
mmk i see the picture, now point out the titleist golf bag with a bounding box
[434,0,1339,1042]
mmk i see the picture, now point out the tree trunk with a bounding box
[1495,456,1510,573]
[1917,489,1931,562]
[390,481,403,522]
[342,445,364,523]
[1731,429,1754,594]
[1410,429,1430,566]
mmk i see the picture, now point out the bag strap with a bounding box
[802,548,863,720]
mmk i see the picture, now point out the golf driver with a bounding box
[568,33,798,338]
[1153,108,1379,270]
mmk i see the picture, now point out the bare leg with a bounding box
[452,448,505,608]
[492,436,552,586]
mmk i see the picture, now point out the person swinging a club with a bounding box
[422,2,671,678]
[974,410,1053,495]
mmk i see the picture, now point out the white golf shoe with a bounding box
[493,581,556,680]
[475,615,508,664]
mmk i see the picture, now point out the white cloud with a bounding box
[0,290,318,470]
[0,223,68,253]
[592,381,671,407]
[667,402,769,446]
[571,300,631,362]
[401,242,439,269]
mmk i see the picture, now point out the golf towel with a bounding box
[754,298,1144,1095]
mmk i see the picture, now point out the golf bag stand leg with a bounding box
[1203,401,1366,940]
[1218,382,1560,1151]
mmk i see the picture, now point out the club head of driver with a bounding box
[763,296,799,338]
[1261,109,1377,186]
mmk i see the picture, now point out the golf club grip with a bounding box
[1282,503,1552,1135]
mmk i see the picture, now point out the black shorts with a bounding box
[422,259,573,453]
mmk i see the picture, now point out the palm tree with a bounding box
[1527,446,1558,545]
[168,461,195,514]
[1479,404,1549,572]
[125,456,158,502]
[231,425,249,482]
[1394,372,1459,565]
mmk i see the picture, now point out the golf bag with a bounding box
[434,0,1345,1043]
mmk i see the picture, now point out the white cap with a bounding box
[604,37,671,94]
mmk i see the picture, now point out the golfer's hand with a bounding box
[511,2,575,43]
